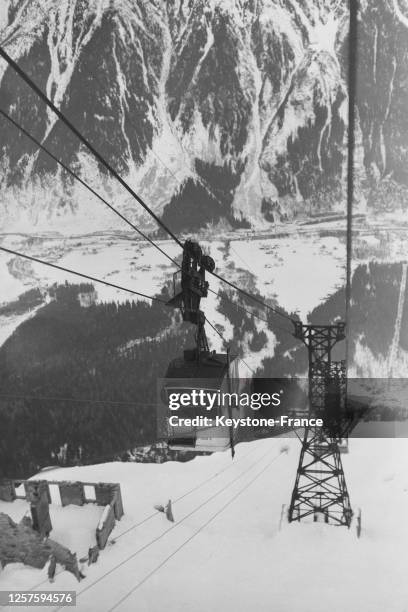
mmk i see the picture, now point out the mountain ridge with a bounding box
[0,0,407,233]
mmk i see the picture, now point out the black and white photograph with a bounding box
[0,0,408,610]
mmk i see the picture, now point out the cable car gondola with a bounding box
[161,240,250,453]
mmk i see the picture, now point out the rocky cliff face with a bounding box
[0,0,407,233]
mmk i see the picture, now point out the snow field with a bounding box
[1,437,408,612]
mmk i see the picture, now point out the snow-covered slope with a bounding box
[1,437,407,612]
[0,1,406,233]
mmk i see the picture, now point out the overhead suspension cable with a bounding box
[113,443,261,542]
[107,451,281,611]
[0,244,289,347]
[140,140,293,324]
[0,46,294,326]
[0,45,183,249]
[56,446,277,610]
[147,140,258,276]
[345,0,358,363]
[24,444,262,597]
[0,245,166,304]
[0,248,279,364]
[0,109,178,268]
[207,288,292,334]
[210,271,294,322]
[204,316,225,342]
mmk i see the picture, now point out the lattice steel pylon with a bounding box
[288,323,352,527]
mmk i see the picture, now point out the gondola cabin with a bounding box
[161,349,251,452]
[161,238,251,453]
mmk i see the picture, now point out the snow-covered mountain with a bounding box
[0,0,407,233]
